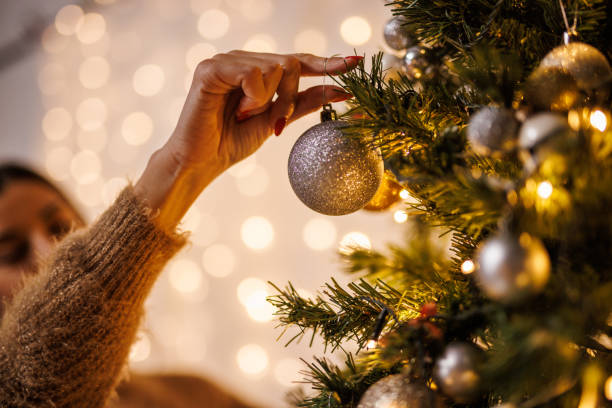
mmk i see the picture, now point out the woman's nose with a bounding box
[31,229,56,261]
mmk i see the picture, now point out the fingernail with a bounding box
[330,93,353,102]
[236,110,252,122]
[274,117,287,136]
[344,56,364,64]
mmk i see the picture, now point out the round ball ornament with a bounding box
[363,172,403,211]
[539,42,612,90]
[383,17,414,51]
[357,375,445,408]
[475,232,551,303]
[518,112,570,172]
[433,342,484,404]
[523,66,580,111]
[288,105,384,216]
[467,107,519,156]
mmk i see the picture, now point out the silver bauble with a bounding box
[357,375,444,408]
[382,53,404,82]
[518,112,569,151]
[383,17,414,51]
[433,342,483,404]
[467,107,519,156]
[475,232,551,303]
[540,42,612,90]
[523,66,580,111]
[403,46,431,80]
[288,120,383,216]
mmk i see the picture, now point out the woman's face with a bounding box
[0,180,82,311]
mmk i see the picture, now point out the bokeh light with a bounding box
[237,277,267,305]
[38,63,66,95]
[70,150,102,184]
[241,216,274,250]
[76,13,106,44]
[393,210,408,223]
[133,64,165,96]
[41,25,69,54]
[537,181,553,199]
[302,218,337,250]
[55,5,84,36]
[243,34,277,53]
[294,29,327,55]
[399,189,410,200]
[79,56,111,89]
[45,147,73,181]
[461,259,475,274]
[42,107,72,141]
[339,231,372,255]
[340,16,372,45]
[274,358,303,386]
[168,259,205,294]
[236,344,269,375]
[121,112,154,146]
[185,43,217,70]
[76,98,107,131]
[129,332,151,363]
[235,165,269,196]
[197,9,230,39]
[202,244,236,277]
[590,109,607,132]
[244,289,275,322]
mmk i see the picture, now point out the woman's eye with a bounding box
[0,241,30,265]
[48,220,71,240]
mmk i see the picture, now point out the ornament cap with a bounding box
[320,103,337,122]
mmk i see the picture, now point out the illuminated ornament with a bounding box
[523,67,580,111]
[433,342,483,404]
[383,17,414,51]
[467,107,519,156]
[539,42,612,91]
[402,46,431,80]
[363,172,403,211]
[357,375,445,408]
[518,112,570,172]
[475,232,551,303]
[288,104,383,216]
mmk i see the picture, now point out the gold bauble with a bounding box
[540,42,612,90]
[524,66,580,111]
[363,172,403,211]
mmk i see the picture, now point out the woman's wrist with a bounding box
[134,146,223,230]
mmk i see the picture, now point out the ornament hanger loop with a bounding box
[558,0,578,44]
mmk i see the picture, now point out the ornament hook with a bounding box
[558,0,578,44]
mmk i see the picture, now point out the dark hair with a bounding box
[0,163,79,215]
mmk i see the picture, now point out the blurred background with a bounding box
[0,0,408,406]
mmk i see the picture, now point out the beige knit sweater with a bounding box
[0,187,253,408]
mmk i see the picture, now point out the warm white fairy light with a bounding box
[77,127,107,153]
[55,5,84,36]
[228,155,257,178]
[340,16,371,45]
[190,213,219,247]
[197,9,230,39]
[399,189,410,199]
[38,63,66,95]
[366,339,378,350]
[41,26,69,54]
[241,216,274,250]
[244,289,275,322]
[590,109,607,132]
[237,277,267,306]
[76,13,106,44]
[133,64,165,96]
[236,344,269,375]
[393,210,408,223]
[339,232,372,255]
[239,0,273,21]
[537,181,553,199]
[461,259,476,274]
[302,218,337,250]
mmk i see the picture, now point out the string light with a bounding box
[168,259,204,294]
[235,165,269,196]
[393,210,408,223]
[76,13,106,44]
[78,56,110,89]
[75,98,107,131]
[589,109,608,132]
[399,189,410,199]
[537,181,553,199]
[461,259,476,274]
[77,127,107,153]
[132,64,165,96]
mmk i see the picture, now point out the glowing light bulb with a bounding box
[237,277,267,305]
[340,16,371,46]
[244,290,275,322]
[185,43,217,70]
[236,344,268,375]
[590,109,607,132]
[537,181,553,199]
[76,13,106,44]
[461,259,475,274]
[568,110,581,131]
[241,216,274,250]
[366,339,378,350]
[399,189,410,199]
[393,210,408,223]
[339,232,371,255]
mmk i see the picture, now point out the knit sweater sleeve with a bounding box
[0,186,186,408]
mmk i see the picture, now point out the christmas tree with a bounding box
[270,1,612,407]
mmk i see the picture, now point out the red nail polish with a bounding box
[344,56,364,64]
[330,93,353,102]
[274,117,287,136]
[236,110,252,122]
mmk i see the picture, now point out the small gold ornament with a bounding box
[363,172,403,211]
[523,66,580,111]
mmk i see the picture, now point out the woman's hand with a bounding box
[134,51,361,229]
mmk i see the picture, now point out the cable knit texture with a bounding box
[0,186,186,408]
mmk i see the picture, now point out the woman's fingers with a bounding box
[293,54,363,76]
[288,85,353,124]
[267,57,301,135]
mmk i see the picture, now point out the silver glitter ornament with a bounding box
[518,112,569,151]
[384,17,414,51]
[539,42,612,90]
[467,107,519,156]
[434,342,483,404]
[357,375,445,408]
[475,232,551,303]
[402,46,431,80]
[288,106,383,216]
